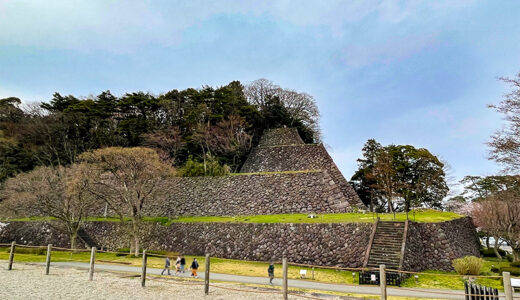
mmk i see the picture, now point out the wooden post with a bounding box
[45,244,52,275]
[380,264,387,300]
[204,254,210,295]
[8,241,15,270]
[141,250,147,287]
[88,247,96,281]
[311,267,314,280]
[282,258,288,300]
[503,271,513,300]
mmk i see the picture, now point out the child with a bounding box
[190,258,199,278]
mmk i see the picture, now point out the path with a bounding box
[34,261,519,299]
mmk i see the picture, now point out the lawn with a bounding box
[0,247,358,284]
[0,210,462,224]
[168,210,462,224]
[1,246,509,291]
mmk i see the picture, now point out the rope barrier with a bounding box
[288,262,376,272]
[13,244,48,249]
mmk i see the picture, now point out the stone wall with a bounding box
[0,217,480,271]
[147,170,354,217]
[0,221,372,267]
[257,128,304,147]
[402,217,481,271]
[241,144,363,207]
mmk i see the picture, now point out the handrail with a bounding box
[398,219,409,270]
[363,217,378,267]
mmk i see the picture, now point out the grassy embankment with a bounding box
[2,210,463,224]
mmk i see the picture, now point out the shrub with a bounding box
[452,256,484,275]
[490,266,500,273]
[480,248,507,257]
[499,267,520,276]
[511,261,520,268]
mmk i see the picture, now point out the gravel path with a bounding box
[0,262,345,299]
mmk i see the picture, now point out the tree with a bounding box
[351,139,449,212]
[245,79,321,142]
[472,190,520,262]
[79,147,174,256]
[351,139,384,212]
[2,164,97,250]
[488,73,520,172]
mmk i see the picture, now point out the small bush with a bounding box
[511,261,520,267]
[490,266,500,273]
[499,267,520,276]
[452,256,484,275]
[480,248,507,257]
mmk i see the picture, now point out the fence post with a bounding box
[282,258,288,300]
[45,244,52,275]
[503,271,513,300]
[204,254,210,295]
[380,264,387,300]
[141,250,147,287]
[312,267,314,280]
[8,241,15,270]
[88,247,96,281]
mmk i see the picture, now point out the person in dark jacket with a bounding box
[180,255,186,273]
[268,263,275,284]
[191,258,199,278]
[161,257,171,275]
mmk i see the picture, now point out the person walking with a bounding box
[268,262,275,284]
[174,256,181,275]
[180,255,186,273]
[191,258,199,278]
[161,257,171,275]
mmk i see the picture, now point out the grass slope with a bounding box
[1,210,463,224]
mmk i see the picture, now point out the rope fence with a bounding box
[2,242,520,300]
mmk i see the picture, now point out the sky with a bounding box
[1,0,520,191]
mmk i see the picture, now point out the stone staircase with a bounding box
[365,221,406,270]
[77,228,99,249]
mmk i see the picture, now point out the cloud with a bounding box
[0,0,475,53]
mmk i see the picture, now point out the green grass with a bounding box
[0,247,512,291]
[0,210,462,224]
[401,256,512,291]
[168,210,462,224]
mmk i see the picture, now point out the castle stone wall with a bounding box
[257,128,304,147]
[148,170,353,216]
[0,218,480,271]
[402,217,480,271]
[241,144,363,207]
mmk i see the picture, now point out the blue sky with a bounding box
[1,1,519,190]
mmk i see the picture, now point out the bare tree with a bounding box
[473,190,520,262]
[79,147,174,256]
[2,164,97,250]
[488,73,520,172]
[245,79,321,139]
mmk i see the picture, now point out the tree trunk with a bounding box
[485,236,490,249]
[493,236,503,260]
[513,248,520,263]
[70,231,78,253]
[131,217,140,257]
